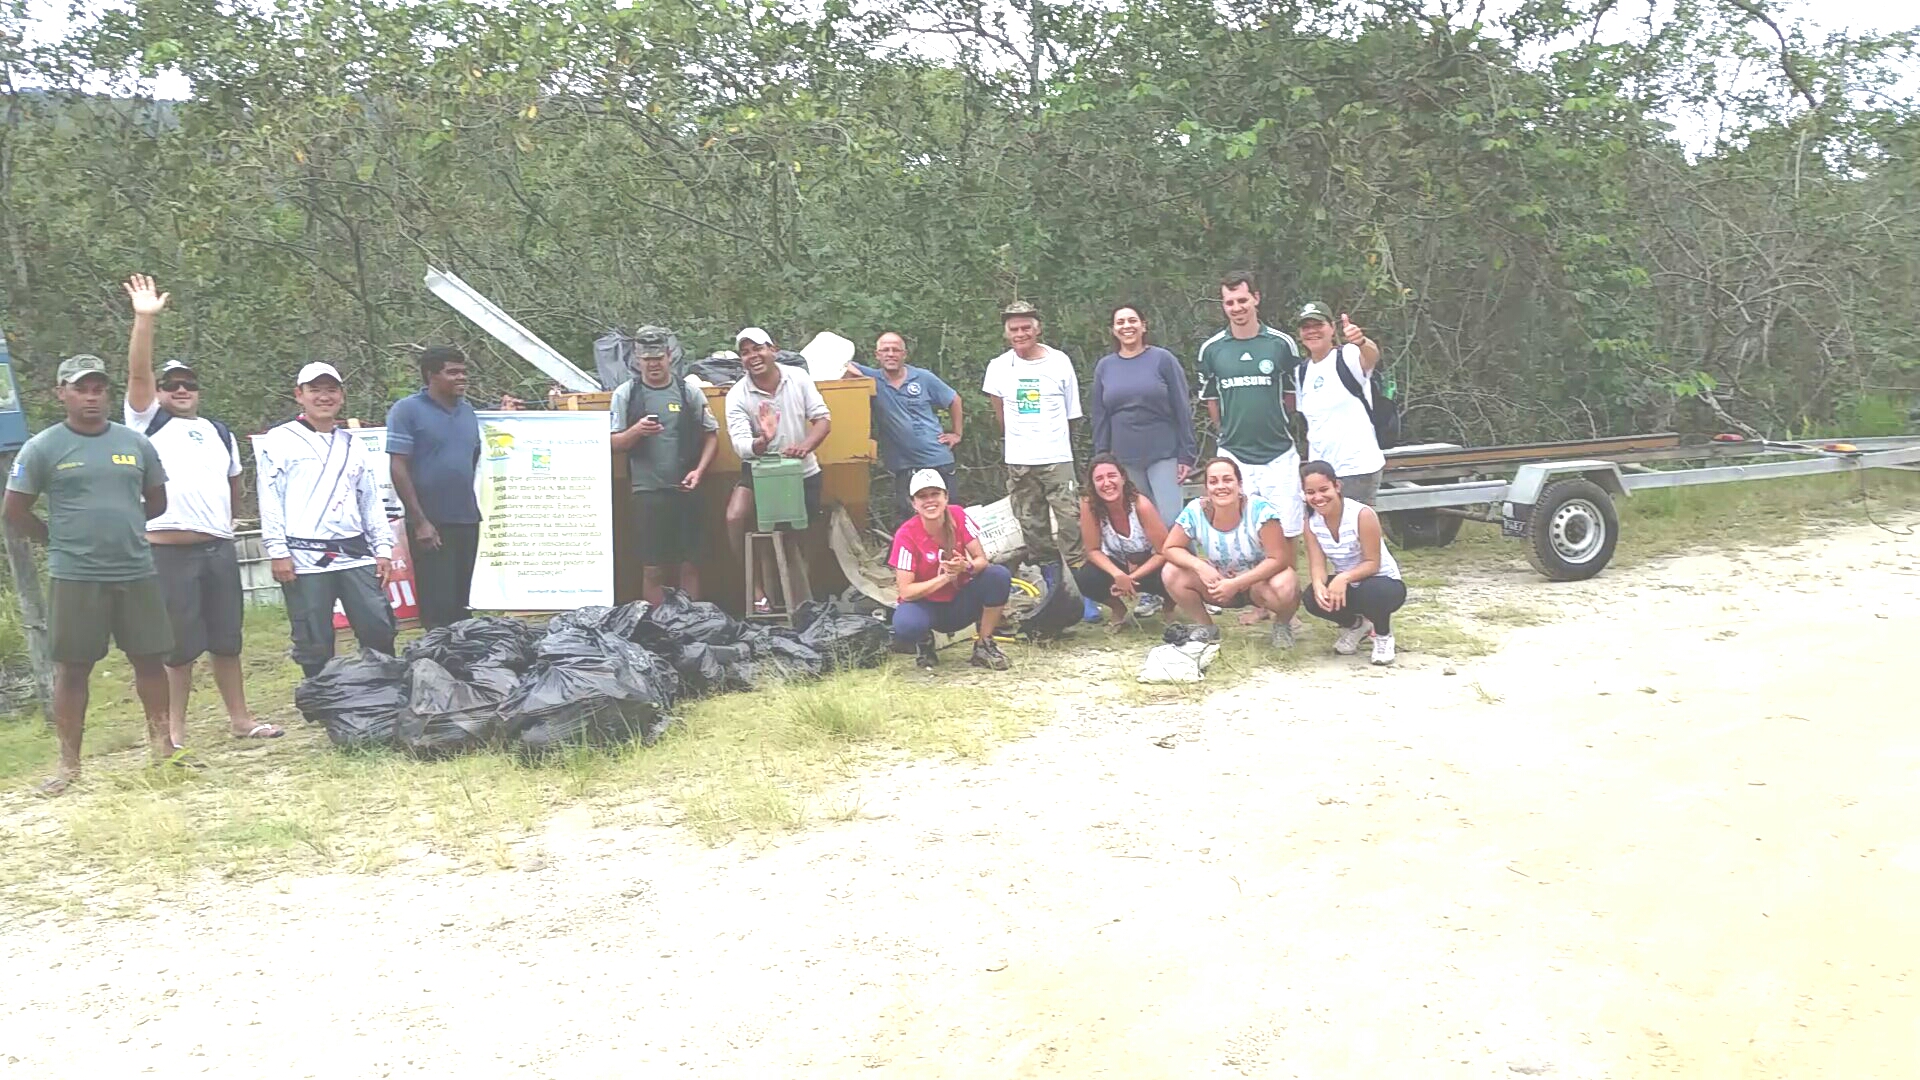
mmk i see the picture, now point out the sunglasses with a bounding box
[161,380,200,392]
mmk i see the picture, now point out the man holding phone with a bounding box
[610,325,719,603]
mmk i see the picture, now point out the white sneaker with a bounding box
[1134,593,1164,619]
[1370,634,1397,666]
[1333,618,1373,656]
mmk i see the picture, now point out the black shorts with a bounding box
[735,463,824,518]
[632,489,704,566]
[153,539,246,665]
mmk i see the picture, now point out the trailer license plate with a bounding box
[1501,518,1526,538]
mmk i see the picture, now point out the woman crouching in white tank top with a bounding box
[1299,459,1405,665]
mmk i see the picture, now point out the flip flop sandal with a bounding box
[158,747,207,771]
[34,776,72,798]
[232,724,285,740]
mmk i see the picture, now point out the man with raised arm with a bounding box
[120,275,278,745]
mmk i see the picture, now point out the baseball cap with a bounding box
[160,359,198,378]
[735,326,773,347]
[1295,302,1334,325]
[56,355,108,385]
[908,468,948,496]
[1000,300,1040,322]
[632,325,673,358]
[296,361,343,386]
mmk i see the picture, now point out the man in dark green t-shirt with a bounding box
[4,355,175,796]
[608,326,719,604]
[1195,270,1307,542]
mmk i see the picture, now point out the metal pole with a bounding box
[0,450,53,726]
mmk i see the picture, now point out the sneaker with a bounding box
[1333,618,1373,656]
[1269,619,1295,650]
[1133,593,1164,619]
[1204,603,1223,616]
[970,638,1011,671]
[1370,634,1397,666]
[915,641,939,669]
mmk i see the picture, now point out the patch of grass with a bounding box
[1395,600,1496,659]
[1475,602,1550,627]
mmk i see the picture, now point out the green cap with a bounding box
[631,325,673,358]
[56,354,109,385]
[1000,300,1040,322]
[1294,302,1334,325]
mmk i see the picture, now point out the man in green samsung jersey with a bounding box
[1194,270,1306,542]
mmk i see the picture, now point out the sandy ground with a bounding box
[3,517,1918,1078]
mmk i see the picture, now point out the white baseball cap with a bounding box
[735,326,773,347]
[908,469,948,497]
[296,361,343,386]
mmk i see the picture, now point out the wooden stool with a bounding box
[743,530,813,626]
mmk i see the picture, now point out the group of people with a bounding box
[5,268,1407,794]
[868,273,1407,670]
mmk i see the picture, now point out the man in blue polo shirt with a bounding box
[387,346,482,629]
[846,331,964,527]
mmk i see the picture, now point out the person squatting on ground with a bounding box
[981,301,1085,590]
[1090,304,1195,527]
[723,326,832,616]
[1074,453,1171,628]
[1299,460,1405,666]
[611,325,719,605]
[1292,303,1386,506]
[256,362,397,677]
[120,275,280,744]
[1160,456,1302,646]
[847,331,963,530]
[4,355,173,796]
[386,345,483,629]
[886,469,1012,671]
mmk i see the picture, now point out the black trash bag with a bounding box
[774,348,809,369]
[687,354,745,387]
[294,650,408,749]
[395,660,518,759]
[546,601,648,639]
[762,628,827,679]
[537,628,681,705]
[508,654,675,756]
[672,641,762,694]
[792,589,886,635]
[404,616,541,675]
[1018,559,1084,640]
[295,649,407,723]
[799,612,891,671]
[1161,623,1222,646]
[637,588,743,647]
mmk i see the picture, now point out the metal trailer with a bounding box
[1369,433,1920,581]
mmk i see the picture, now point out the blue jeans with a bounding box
[892,564,1013,645]
[1123,458,1185,529]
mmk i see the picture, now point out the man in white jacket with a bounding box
[255,362,396,677]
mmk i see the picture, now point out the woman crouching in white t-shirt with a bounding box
[1299,460,1405,665]
[1160,456,1301,648]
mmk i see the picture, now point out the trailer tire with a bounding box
[1525,478,1618,581]
[1384,509,1463,550]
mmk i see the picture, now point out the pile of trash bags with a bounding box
[293,591,891,759]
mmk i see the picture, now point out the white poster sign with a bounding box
[468,410,614,610]
[346,425,404,517]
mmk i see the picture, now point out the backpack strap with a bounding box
[1332,345,1377,421]
[146,411,239,466]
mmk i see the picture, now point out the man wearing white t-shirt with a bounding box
[119,275,279,746]
[981,301,1085,573]
[1292,302,1386,505]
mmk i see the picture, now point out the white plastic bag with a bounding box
[1137,640,1220,683]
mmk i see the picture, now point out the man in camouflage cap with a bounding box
[609,325,719,603]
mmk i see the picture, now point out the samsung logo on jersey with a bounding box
[1217,375,1274,390]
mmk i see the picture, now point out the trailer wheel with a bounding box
[1525,478,1618,581]
[1384,509,1463,550]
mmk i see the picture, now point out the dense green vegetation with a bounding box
[1,0,1914,460]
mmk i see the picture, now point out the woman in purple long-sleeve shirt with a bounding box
[1090,305,1198,526]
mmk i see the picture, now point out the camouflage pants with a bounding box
[1006,461,1085,569]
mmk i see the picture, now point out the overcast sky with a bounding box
[20,0,1917,149]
